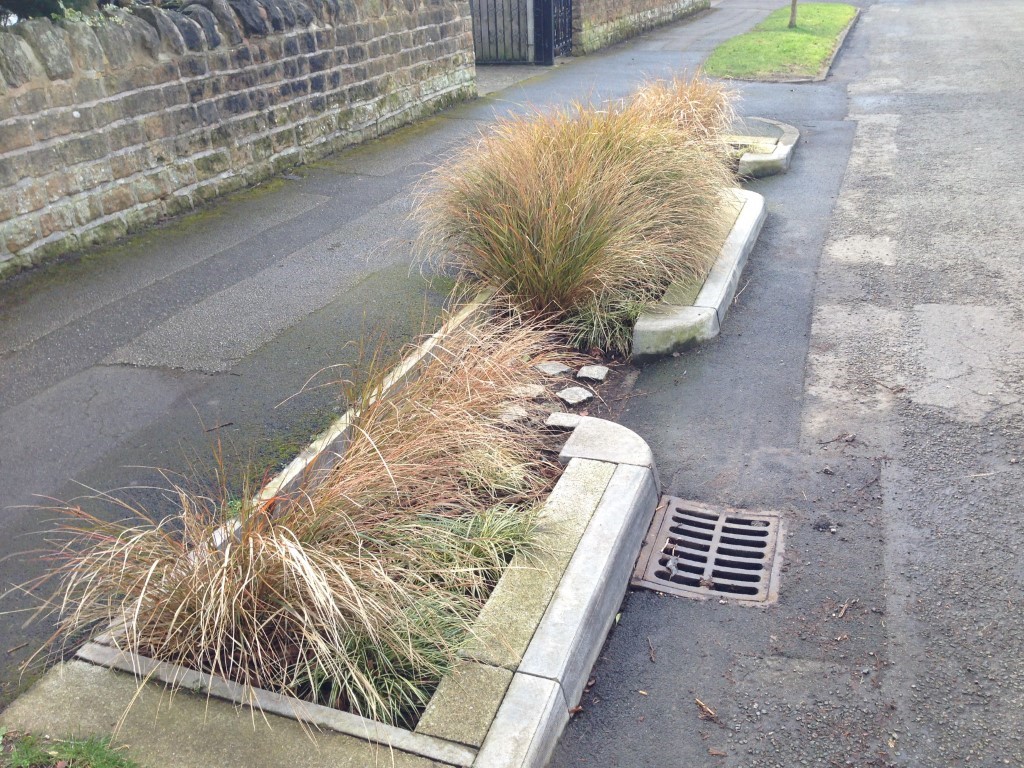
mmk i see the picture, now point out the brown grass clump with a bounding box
[34,313,569,728]
[626,75,736,147]
[414,76,736,354]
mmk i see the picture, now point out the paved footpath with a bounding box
[553,1,1024,766]
[0,0,790,708]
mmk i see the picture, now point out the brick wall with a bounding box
[574,0,708,55]
[0,0,475,279]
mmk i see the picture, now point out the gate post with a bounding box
[534,0,554,65]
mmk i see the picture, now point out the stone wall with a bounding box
[0,0,475,278]
[574,0,707,55]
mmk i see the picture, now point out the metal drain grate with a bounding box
[632,497,784,604]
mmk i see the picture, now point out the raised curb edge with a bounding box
[737,118,800,178]
[632,187,766,362]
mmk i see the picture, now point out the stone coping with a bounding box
[735,118,800,178]
[632,187,766,362]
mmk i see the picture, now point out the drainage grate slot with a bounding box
[714,557,764,571]
[720,534,766,548]
[722,523,768,537]
[685,509,720,522]
[682,520,717,532]
[632,498,784,604]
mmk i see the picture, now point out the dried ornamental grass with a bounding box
[626,75,736,148]
[34,314,569,728]
[415,77,736,354]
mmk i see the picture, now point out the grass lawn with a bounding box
[704,3,858,80]
[0,731,139,768]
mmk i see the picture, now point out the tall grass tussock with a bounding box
[34,313,568,728]
[415,76,736,354]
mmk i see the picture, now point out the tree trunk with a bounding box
[789,0,797,28]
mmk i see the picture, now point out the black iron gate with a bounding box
[533,0,572,64]
[552,0,572,57]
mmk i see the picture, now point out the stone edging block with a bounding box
[632,187,766,362]
[737,118,800,178]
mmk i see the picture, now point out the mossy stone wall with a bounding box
[574,0,708,54]
[0,0,475,279]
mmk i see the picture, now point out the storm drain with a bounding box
[632,497,784,604]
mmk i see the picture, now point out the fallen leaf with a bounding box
[568,705,583,716]
[709,749,727,757]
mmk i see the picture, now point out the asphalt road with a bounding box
[552,1,1024,766]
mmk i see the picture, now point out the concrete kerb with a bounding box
[632,187,766,362]
[737,118,800,178]
[811,8,861,83]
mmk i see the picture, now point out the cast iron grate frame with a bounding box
[632,497,784,604]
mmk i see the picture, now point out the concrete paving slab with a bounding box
[0,661,453,768]
[414,661,513,748]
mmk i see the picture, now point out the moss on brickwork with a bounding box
[575,0,709,54]
[0,0,477,280]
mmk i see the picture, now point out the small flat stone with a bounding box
[513,384,546,400]
[576,365,609,383]
[535,362,572,376]
[545,412,582,430]
[556,386,593,406]
[500,405,530,423]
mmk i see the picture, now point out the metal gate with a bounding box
[552,0,572,57]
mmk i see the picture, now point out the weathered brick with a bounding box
[217,91,252,116]
[173,129,212,156]
[100,184,137,215]
[42,171,72,201]
[37,203,77,238]
[13,89,49,116]
[231,45,255,68]
[109,147,154,180]
[226,69,258,92]
[193,149,231,179]
[0,118,34,153]
[59,133,110,167]
[270,126,296,151]
[119,87,166,117]
[163,82,190,107]
[2,214,40,252]
[84,100,123,130]
[105,121,149,152]
[196,101,221,125]
[34,108,89,141]
[70,161,115,190]
[79,216,128,249]
[134,170,174,203]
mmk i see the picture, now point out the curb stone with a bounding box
[632,187,766,362]
[737,118,800,178]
